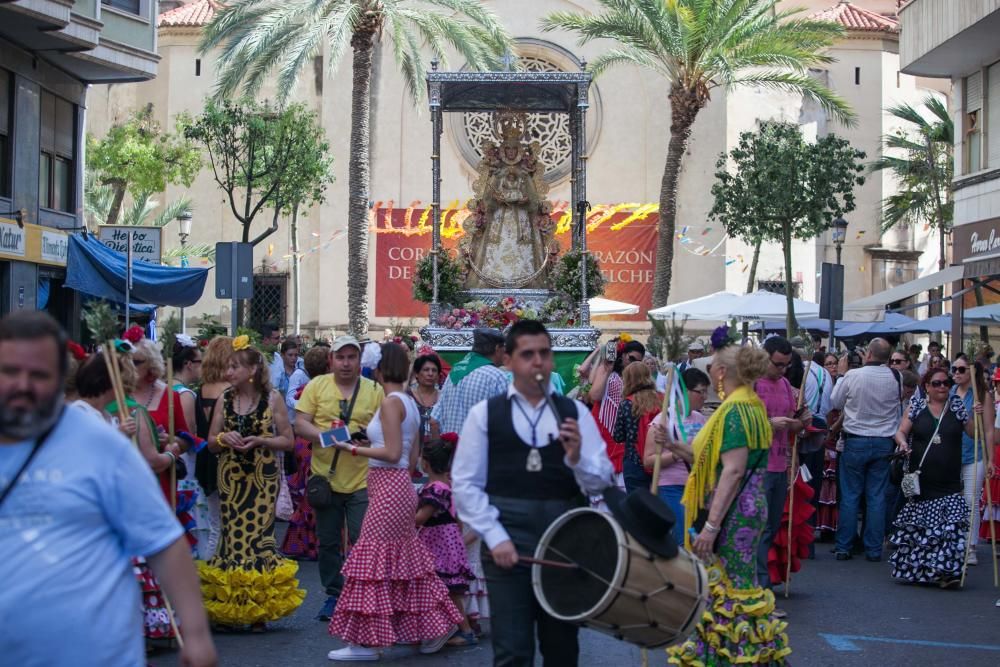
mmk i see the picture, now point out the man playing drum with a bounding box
[454,320,614,666]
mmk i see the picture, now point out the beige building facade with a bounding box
[899,0,1000,344]
[87,0,944,337]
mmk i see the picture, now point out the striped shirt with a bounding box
[830,364,902,438]
[597,372,624,433]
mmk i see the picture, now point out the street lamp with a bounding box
[176,211,193,334]
[829,216,848,353]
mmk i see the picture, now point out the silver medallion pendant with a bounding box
[931,434,942,445]
[526,448,543,472]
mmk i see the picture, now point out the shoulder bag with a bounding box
[306,380,361,510]
[900,404,946,499]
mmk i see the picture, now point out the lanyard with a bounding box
[512,396,545,448]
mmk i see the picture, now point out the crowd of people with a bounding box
[3,307,1000,667]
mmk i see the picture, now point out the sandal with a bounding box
[446,630,479,647]
[771,607,788,619]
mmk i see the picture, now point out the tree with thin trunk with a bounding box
[542,0,856,308]
[201,0,513,336]
[868,95,965,339]
[87,106,201,226]
[711,121,865,334]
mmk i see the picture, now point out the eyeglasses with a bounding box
[890,358,907,365]
[950,366,968,374]
[626,355,642,363]
[770,360,790,369]
[929,379,952,388]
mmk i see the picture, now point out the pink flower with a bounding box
[452,308,461,316]
[445,315,456,325]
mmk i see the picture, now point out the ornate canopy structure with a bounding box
[424,61,599,350]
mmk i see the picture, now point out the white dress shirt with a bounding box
[453,384,615,550]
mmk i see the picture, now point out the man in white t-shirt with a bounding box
[0,311,216,667]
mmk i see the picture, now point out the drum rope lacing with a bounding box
[535,541,700,633]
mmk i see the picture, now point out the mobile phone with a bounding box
[320,425,351,448]
[605,340,617,363]
[350,429,368,442]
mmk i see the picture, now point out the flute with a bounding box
[535,373,562,428]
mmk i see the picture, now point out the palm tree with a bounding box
[870,95,953,271]
[201,0,513,336]
[542,0,856,308]
[870,95,958,337]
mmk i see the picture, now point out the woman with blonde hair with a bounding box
[613,361,662,494]
[192,336,232,559]
[202,336,303,632]
[657,336,791,665]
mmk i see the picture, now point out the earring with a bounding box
[716,377,726,401]
[249,377,254,385]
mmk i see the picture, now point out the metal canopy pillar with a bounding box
[428,59,443,323]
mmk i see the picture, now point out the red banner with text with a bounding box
[373,204,658,322]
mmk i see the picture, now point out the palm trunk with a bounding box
[742,238,763,341]
[347,30,375,336]
[652,86,705,308]
[783,223,797,336]
[291,204,301,335]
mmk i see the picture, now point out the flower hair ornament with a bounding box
[710,324,739,351]
[232,335,251,352]
[122,325,145,344]
[440,432,459,447]
[67,341,87,361]
[361,342,382,370]
[175,334,197,349]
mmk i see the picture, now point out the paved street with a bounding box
[153,537,1000,666]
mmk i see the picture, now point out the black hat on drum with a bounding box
[604,487,679,559]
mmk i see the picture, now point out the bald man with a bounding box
[829,337,903,563]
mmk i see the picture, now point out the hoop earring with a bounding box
[716,377,726,401]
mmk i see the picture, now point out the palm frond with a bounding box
[162,243,216,264]
[120,191,159,226]
[727,70,857,126]
[151,198,194,228]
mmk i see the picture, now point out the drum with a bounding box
[532,507,707,648]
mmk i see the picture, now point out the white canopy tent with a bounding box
[588,297,640,316]
[649,290,820,322]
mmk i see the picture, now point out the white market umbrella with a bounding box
[648,291,741,321]
[588,296,640,316]
[650,290,819,322]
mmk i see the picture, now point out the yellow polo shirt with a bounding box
[297,375,384,494]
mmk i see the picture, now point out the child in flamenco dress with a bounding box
[415,434,478,647]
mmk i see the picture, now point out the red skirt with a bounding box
[328,468,463,647]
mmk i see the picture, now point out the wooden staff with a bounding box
[965,371,998,588]
[785,359,811,598]
[650,364,675,495]
[166,361,177,512]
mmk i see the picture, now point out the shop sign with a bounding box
[40,231,68,264]
[0,220,26,258]
[953,217,1000,261]
[98,225,162,264]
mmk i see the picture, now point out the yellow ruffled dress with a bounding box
[668,386,790,665]
[198,390,305,626]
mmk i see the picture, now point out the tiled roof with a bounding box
[158,0,219,28]
[812,1,900,34]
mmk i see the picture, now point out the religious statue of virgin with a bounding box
[459,111,558,289]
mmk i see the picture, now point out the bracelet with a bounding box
[350,445,358,457]
[703,521,720,534]
[215,433,226,448]
[164,451,176,465]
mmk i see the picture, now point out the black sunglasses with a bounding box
[929,379,953,388]
[890,358,907,365]
[950,366,968,374]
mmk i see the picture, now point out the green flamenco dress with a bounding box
[668,386,791,666]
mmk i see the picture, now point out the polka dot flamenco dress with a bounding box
[197,391,305,626]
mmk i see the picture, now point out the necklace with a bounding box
[512,396,545,473]
[140,384,159,408]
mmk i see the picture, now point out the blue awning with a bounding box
[66,234,208,307]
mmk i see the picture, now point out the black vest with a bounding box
[484,393,581,501]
